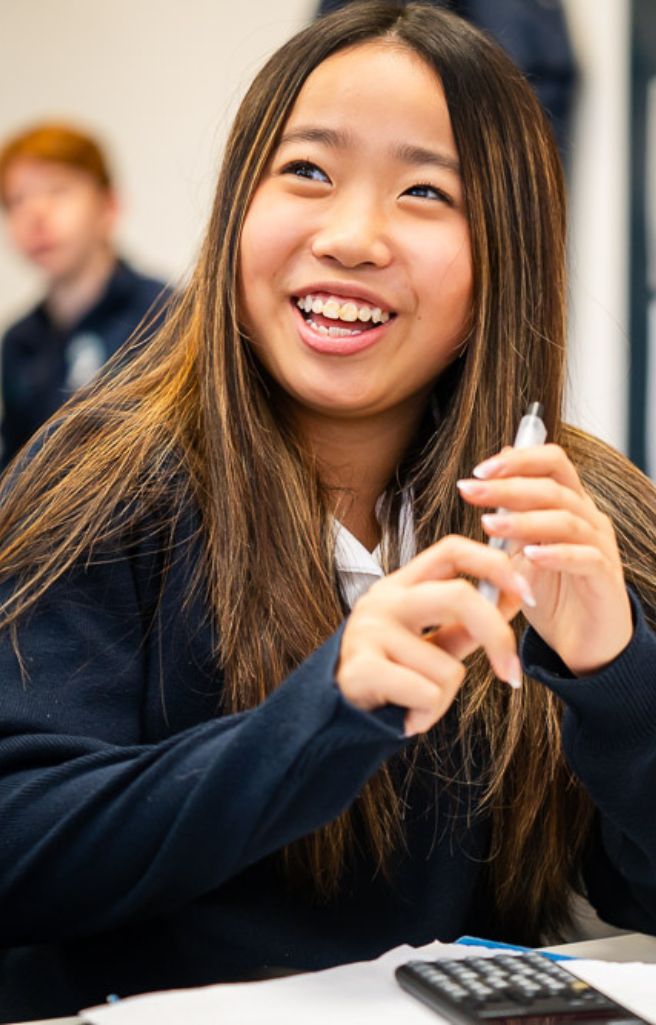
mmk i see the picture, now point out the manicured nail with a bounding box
[513,573,536,607]
[482,513,510,530]
[506,655,523,690]
[473,458,504,479]
[456,479,483,495]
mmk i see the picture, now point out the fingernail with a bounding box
[506,655,523,690]
[456,479,483,495]
[513,573,536,607]
[473,458,504,479]
[481,513,510,530]
[523,545,542,559]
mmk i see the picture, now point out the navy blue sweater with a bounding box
[0,260,169,468]
[0,513,655,1021]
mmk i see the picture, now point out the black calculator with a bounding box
[395,951,648,1024]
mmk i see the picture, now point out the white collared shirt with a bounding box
[333,494,416,610]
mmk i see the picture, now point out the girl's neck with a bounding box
[46,246,116,330]
[291,398,428,551]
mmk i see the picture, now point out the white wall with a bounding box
[563,0,631,453]
[0,0,632,453]
[0,0,312,317]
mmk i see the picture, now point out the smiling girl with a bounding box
[0,3,655,1021]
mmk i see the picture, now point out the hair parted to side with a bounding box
[0,122,113,203]
[0,2,654,945]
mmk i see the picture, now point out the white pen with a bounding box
[477,402,547,605]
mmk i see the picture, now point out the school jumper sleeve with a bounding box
[0,524,405,946]
[521,589,656,934]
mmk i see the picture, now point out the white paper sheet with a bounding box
[79,942,478,1025]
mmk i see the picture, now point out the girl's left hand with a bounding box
[456,443,633,676]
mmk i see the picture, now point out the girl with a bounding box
[0,2,655,1019]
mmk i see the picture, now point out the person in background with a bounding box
[0,122,169,467]
[0,3,654,1020]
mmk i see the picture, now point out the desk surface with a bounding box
[541,929,656,962]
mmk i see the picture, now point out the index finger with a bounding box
[394,534,524,593]
[473,443,584,495]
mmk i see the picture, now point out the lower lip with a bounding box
[292,303,391,356]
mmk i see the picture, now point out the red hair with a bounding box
[0,122,112,204]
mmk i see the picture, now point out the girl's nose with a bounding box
[311,196,392,269]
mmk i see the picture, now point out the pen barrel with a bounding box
[477,404,547,610]
[513,413,547,449]
[478,579,501,604]
[487,535,508,552]
[478,537,507,604]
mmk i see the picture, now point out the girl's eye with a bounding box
[281,160,330,184]
[403,183,453,205]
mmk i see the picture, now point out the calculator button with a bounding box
[486,978,511,991]
[432,981,469,1001]
[468,958,497,972]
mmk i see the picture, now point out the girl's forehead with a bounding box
[282,41,453,145]
[295,40,441,103]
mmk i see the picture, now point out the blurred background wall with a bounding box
[0,0,642,461]
[564,0,630,457]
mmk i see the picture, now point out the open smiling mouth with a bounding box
[293,293,396,337]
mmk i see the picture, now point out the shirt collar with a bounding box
[333,491,416,580]
[333,520,383,577]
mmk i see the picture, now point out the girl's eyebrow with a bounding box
[393,142,460,176]
[278,126,348,148]
[278,125,460,175]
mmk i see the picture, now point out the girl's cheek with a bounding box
[242,197,305,276]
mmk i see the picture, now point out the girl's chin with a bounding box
[282,384,390,421]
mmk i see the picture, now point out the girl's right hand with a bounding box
[335,535,536,735]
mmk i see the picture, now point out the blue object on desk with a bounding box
[455,935,575,961]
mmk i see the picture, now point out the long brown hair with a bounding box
[0,2,654,944]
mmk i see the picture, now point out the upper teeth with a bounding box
[296,294,390,324]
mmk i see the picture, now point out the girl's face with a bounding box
[239,41,472,427]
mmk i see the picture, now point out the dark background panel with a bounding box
[629,0,656,475]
